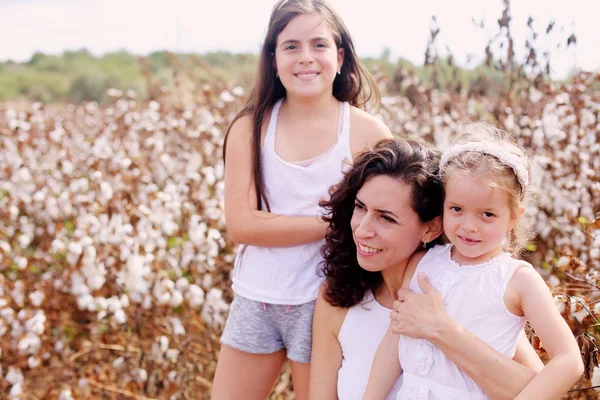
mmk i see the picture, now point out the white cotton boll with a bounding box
[201,274,213,290]
[591,366,600,387]
[28,356,40,369]
[113,356,125,368]
[54,340,65,352]
[138,369,148,382]
[547,275,560,287]
[175,278,190,292]
[170,290,183,308]
[169,317,186,336]
[15,256,27,270]
[18,234,32,249]
[29,290,45,307]
[6,367,24,385]
[142,295,153,309]
[159,336,169,353]
[557,256,570,269]
[201,288,229,328]
[0,319,7,336]
[77,294,95,311]
[78,378,89,390]
[58,389,75,400]
[26,312,46,334]
[51,239,66,254]
[0,241,11,253]
[120,294,130,308]
[118,254,151,301]
[113,309,127,324]
[67,241,83,266]
[186,284,205,308]
[166,349,179,363]
[168,370,178,382]
[591,248,600,260]
[99,181,113,204]
[554,296,566,313]
[11,281,25,307]
[573,309,589,324]
[9,383,23,399]
[232,86,244,97]
[18,333,41,355]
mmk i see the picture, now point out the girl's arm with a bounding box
[225,115,327,247]
[392,273,543,400]
[309,289,347,400]
[510,267,583,399]
[513,329,544,372]
[363,326,402,400]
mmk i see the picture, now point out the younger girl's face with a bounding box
[351,175,428,273]
[443,174,517,265]
[274,13,344,99]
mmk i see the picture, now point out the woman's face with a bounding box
[351,175,428,273]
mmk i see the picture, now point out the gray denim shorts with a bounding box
[220,294,316,363]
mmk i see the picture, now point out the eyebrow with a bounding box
[355,197,399,218]
[446,200,499,212]
[279,37,330,46]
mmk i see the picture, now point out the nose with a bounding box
[461,215,478,232]
[298,46,314,64]
[354,213,375,239]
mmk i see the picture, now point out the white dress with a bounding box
[397,245,529,400]
[338,291,403,400]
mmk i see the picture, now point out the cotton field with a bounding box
[0,72,598,399]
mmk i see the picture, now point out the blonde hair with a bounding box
[440,123,537,256]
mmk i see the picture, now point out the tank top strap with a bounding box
[339,101,351,141]
[263,98,284,148]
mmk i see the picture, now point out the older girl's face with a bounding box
[351,175,428,273]
[274,13,343,99]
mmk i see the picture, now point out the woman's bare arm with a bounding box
[309,290,347,400]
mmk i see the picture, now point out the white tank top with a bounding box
[231,98,352,304]
[398,245,529,400]
[337,291,403,400]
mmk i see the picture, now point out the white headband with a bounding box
[439,141,529,187]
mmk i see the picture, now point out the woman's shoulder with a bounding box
[349,106,392,154]
[315,286,350,336]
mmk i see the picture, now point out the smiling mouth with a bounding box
[357,242,382,255]
[458,235,481,245]
[294,72,320,80]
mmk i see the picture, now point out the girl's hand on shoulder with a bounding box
[390,273,449,340]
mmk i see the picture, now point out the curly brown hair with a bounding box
[319,138,445,308]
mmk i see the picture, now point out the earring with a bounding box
[337,70,341,75]
[275,71,279,78]
[423,241,428,249]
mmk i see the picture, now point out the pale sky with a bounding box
[1,0,598,78]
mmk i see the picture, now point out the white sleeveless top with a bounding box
[231,98,352,304]
[338,291,403,400]
[398,244,529,400]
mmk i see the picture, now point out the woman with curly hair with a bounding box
[309,138,543,399]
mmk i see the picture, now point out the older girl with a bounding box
[212,1,392,399]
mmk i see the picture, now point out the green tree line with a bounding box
[0,48,564,104]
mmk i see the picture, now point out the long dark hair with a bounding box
[319,138,445,308]
[222,0,380,211]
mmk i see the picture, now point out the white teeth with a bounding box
[359,243,380,254]
[295,73,318,79]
